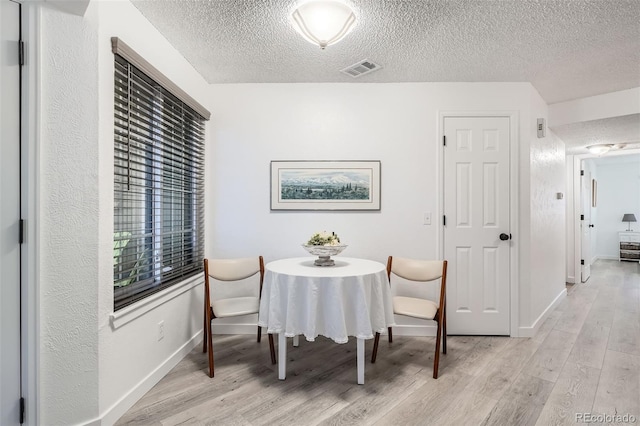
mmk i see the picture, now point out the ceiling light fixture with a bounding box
[586,144,613,155]
[291,1,356,49]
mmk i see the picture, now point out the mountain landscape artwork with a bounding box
[270,161,381,211]
[280,169,371,201]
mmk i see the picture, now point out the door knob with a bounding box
[589,224,595,228]
[499,233,510,241]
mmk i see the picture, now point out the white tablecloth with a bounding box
[258,257,395,344]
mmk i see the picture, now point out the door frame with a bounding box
[438,111,520,337]
[571,149,640,284]
[579,162,593,282]
[19,2,40,424]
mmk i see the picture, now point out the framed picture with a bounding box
[270,160,381,211]
[592,179,597,207]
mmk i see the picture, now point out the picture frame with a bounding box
[592,179,597,207]
[270,160,381,211]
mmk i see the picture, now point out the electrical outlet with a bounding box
[158,320,164,341]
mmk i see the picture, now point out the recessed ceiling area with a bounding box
[552,114,640,155]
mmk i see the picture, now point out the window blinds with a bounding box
[113,52,205,310]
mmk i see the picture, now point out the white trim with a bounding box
[509,112,520,337]
[566,275,575,284]
[518,288,566,337]
[387,324,437,337]
[110,273,204,329]
[209,323,439,337]
[97,330,203,426]
[597,255,618,261]
[211,323,261,335]
[438,111,519,337]
[21,3,41,424]
[573,155,583,283]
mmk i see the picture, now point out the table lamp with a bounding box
[622,213,637,231]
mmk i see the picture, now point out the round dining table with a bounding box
[258,257,395,384]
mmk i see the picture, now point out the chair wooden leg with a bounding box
[388,326,393,343]
[268,333,276,365]
[443,305,447,354]
[371,332,381,363]
[257,325,262,343]
[207,319,215,378]
[433,318,442,379]
[202,306,208,353]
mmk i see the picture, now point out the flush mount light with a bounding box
[586,144,613,155]
[291,1,356,49]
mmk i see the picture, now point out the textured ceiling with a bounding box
[131,0,640,154]
[131,0,640,104]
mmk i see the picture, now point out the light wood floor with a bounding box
[117,260,640,425]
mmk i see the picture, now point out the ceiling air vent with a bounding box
[340,59,382,78]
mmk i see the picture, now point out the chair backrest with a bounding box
[388,256,448,307]
[388,257,445,282]
[203,257,265,307]
[206,257,263,281]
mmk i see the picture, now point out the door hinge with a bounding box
[443,215,446,226]
[19,219,25,244]
[443,135,446,146]
[581,259,585,265]
[580,170,584,176]
[580,214,584,221]
[20,397,25,424]
[19,41,25,66]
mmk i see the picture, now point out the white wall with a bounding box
[206,82,530,259]
[525,89,567,332]
[39,5,100,423]
[593,155,640,259]
[206,82,565,336]
[38,1,211,424]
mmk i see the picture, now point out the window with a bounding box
[112,38,209,310]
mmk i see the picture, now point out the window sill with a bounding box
[110,273,204,330]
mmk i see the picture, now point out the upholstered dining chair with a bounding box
[371,256,448,379]
[203,257,276,378]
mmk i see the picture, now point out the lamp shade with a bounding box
[291,1,356,49]
[623,214,637,222]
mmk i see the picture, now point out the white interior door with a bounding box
[444,116,511,335]
[581,166,592,282]
[1,1,23,424]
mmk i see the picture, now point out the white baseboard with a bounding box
[212,323,261,335]
[566,275,575,284]
[596,255,618,261]
[385,324,437,337]
[210,323,438,337]
[98,330,203,426]
[518,288,567,337]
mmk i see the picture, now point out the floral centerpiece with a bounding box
[302,231,347,266]
[306,231,341,246]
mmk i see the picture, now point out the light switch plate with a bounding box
[423,212,431,225]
